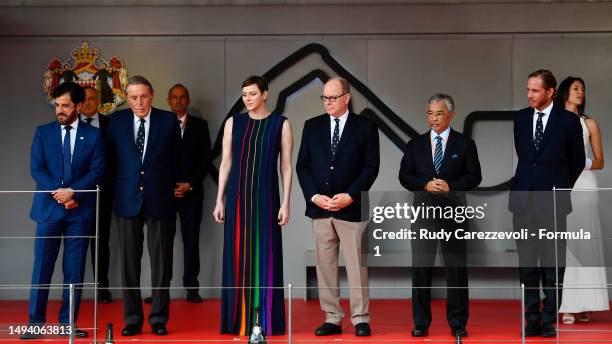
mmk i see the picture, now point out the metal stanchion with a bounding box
[69,283,75,344]
[553,186,560,344]
[521,283,525,344]
[94,186,100,343]
[288,284,292,344]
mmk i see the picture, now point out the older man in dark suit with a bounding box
[399,93,481,339]
[106,76,181,337]
[297,77,379,337]
[510,69,584,338]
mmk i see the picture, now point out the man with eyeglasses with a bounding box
[398,93,481,339]
[297,77,380,337]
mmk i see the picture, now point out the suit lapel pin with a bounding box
[451,153,458,159]
[80,137,84,140]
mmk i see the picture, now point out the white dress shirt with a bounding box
[532,101,553,138]
[80,113,100,128]
[178,113,187,138]
[430,126,451,159]
[61,117,79,160]
[133,109,151,160]
[329,110,349,143]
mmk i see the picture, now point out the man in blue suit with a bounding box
[105,76,181,337]
[399,94,481,339]
[510,69,584,337]
[25,81,104,339]
[297,78,379,337]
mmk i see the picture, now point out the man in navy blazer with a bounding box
[105,76,181,336]
[510,70,584,337]
[26,82,104,339]
[297,78,379,337]
[399,93,481,339]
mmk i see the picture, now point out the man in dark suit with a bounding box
[106,76,181,336]
[168,84,211,303]
[25,81,104,339]
[510,69,584,337]
[398,93,481,339]
[79,86,113,304]
[297,77,379,337]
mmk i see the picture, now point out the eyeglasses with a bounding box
[320,92,348,103]
[427,111,448,118]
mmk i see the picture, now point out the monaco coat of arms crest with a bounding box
[43,41,128,115]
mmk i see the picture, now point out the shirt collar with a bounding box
[534,101,554,116]
[61,117,79,131]
[80,113,98,122]
[177,113,187,123]
[430,126,451,141]
[329,110,349,123]
[134,108,152,123]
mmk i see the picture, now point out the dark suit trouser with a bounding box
[29,206,90,324]
[117,211,175,326]
[177,190,203,291]
[513,212,566,326]
[411,221,468,330]
[89,189,114,291]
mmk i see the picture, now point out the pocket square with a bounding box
[451,153,459,159]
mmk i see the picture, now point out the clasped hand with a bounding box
[52,188,78,209]
[313,193,353,211]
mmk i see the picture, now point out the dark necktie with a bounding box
[136,118,145,161]
[63,126,73,185]
[85,117,93,125]
[534,112,545,152]
[331,118,340,161]
[433,135,443,174]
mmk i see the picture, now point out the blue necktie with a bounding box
[331,118,340,161]
[433,135,443,175]
[534,112,545,152]
[62,126,73,186]
[136,118,145,161]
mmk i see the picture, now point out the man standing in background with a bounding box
[79,86,113,304]
[168,83,211,303]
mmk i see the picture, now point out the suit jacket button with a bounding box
[532,163,537,167]
[140,171,145,175]
[330,166,334,170]
[139,186,144,191]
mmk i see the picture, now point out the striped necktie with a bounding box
[433,135,443,174]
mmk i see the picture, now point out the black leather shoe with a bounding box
[355,322,371,336]
[524,323,540,337]
[540,323,556,337]
[60,328,88,338]
[315,322,342,336]
[144,296,152,304]
[97,290,112,304]
[411,328,428,337]
[186,290,203,303]
[151,323,168,335]
[452,327,468,337]
[19,330,42,340]
[121,324,142,336]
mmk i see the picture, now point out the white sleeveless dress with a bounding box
[559,116,610,313]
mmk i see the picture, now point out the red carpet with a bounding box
[0,299,610,343]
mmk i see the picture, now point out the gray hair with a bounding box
[127,75,154,93]
[427,93,455,112]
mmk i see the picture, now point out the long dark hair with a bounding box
[555,76,586,116]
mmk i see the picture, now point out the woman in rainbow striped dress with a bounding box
[214,75,293,336]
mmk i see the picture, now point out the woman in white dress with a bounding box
[556,77,609,324]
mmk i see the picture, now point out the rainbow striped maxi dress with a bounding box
[221,112,286,336]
